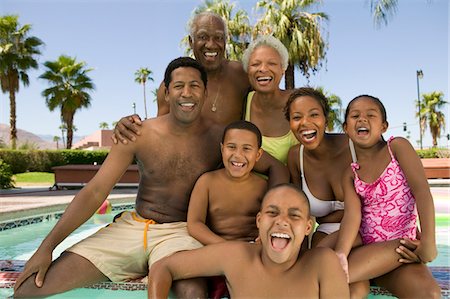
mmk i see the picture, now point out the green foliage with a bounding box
[0,15,44,149]
[0,158,14,189]
[18,140,40,150]
[415,148,446,159]
[40,55,95,149]
[0,149,109,174]
[14,172,54,184]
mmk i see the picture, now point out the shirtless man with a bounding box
[113,11,250,143]
[13,57,233,298]
[148,184,350,299]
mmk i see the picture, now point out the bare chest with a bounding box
[203,77,248,125]
[136,134,221,183]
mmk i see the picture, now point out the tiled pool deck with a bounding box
[0,184,449,297]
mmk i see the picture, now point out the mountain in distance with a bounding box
[0,123,83,149]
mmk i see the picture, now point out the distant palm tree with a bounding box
[99,122,109,129]
[255,0,328,89]
[151,87,159,103]
[135,67,154,119]
[59,123,67,148]
[189,0,251,60]
[53,135,60,149]
[370,0,398,27]
[40,55,95,149]
[315,87,343,132]
[418,91,447,147]
[0,15,43,149]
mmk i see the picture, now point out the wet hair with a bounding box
[189,11,228,41]
[284,87,330,121]
[221,120,262,148]
[343,94,388,125]
[242,35,289,72]
[163,57,208,89]
[261,183,311,216]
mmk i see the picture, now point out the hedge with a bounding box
[0,158,14,188]
[0,149,109,174]
[0,147,446,175]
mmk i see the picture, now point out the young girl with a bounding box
[335,95,438,284]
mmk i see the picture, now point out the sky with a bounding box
[0,0,448,149]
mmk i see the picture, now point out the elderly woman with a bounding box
[241,35,298,164]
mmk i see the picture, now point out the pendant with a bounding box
[211,105,217,112]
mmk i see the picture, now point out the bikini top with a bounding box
[245,91,298,165]
[299,141,354,217]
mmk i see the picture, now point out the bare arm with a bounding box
[156,81,169,116]
[187,174,226,245]
[15,143,135,290]
[254,150,289,187]
[334,167,361,281]
[287,145,300,185]
[148,242,235,298]
[111,82,167,145]
[392,137,437,262]
[315,248,350,299]
[335,167,361,257]
[111,114,143,144]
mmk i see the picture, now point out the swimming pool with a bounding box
[0,189,449,298]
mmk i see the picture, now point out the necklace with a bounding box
[211,84,221,112]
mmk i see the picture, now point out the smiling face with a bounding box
[221,128,262,179]
[189,14,226,72]
[288,96,327,150]
[165,67,207,124]
[344,97,388,147]
[247,45,284,93]
[256,185,312,265]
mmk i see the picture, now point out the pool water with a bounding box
[1,206,449,298]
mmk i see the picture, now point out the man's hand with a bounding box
[111,114,143,144]
[14,247,52,291]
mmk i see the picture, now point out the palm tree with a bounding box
[134,67,154,119]
[53,135,60,149]
[40,55,95,149]
[370,0,398,27]
[151,87,159,103]
[188,0,251,60]
[255,0,328,89]
[0,15,43,149]
[316,87,343,132]
[418,91,447,147]
[99,122,109,129]
[59,123,67,149]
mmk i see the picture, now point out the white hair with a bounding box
[189,11,228,41]
[242,35,289,72]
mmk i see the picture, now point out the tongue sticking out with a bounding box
[272,237,289,250]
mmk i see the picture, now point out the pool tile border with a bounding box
[0,204,135,231]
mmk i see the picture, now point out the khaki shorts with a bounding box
[67,210,202,282]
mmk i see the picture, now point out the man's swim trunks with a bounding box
[66,210,202,282]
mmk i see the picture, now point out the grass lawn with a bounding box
[13,172,55,186]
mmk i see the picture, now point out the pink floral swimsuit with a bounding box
[351,137,417,244]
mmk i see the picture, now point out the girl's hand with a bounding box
[397,238,437,264]
[335,252,349,283]
[408,238,438,263]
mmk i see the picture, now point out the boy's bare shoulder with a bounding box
[301,247,339,268]
[249,172,269,185]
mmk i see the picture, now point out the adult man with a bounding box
[148,184,350,298]
[14,57,246,298]
[113,12,250,143]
